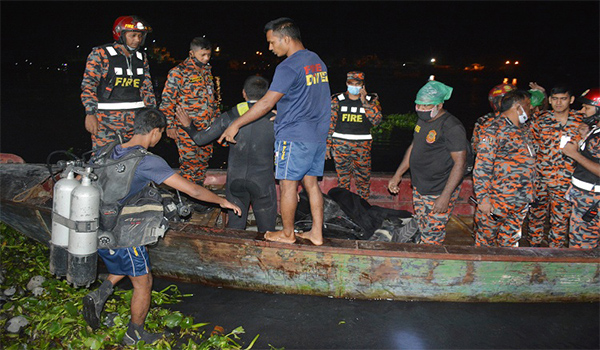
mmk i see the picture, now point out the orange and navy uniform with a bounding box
[328,92,382,200]
[81,43,156,149]
[473,115,536,247]
[566,126,600,249]
[527,110,584,247]
[159,57,220,185]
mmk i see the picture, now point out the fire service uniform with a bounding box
[473,115,537,247]
[328,92,382,200]
[81,44,156,149]
[160,56,220,185]
[528,110,583,247]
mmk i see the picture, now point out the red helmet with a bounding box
[578,88,600,107]
[488,83,517,112]
[112,16,152,43]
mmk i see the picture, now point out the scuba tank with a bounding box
[66,169,100,288]
[50,167,80,277]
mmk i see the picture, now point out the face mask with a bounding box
[517,106,528,124]
[347,85,361,95]
[415,105,439,121]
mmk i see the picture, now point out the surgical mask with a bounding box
[517,105,528,124]
[415,105,439,121]
[347,85,361,95]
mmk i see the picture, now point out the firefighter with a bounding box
[160,37,220,185]
[81,16,156,150]
[561,88,600,249]
[473,90,536,247]
[471,83,516,155]
[527,86,584,247]
[327,71,383,200]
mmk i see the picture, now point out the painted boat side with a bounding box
[1,163,598,302]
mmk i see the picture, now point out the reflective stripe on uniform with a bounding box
[332,132,372,140]
[98,101,145,110]
[572,177,600,192]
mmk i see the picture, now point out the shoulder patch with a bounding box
[236,102,250,116]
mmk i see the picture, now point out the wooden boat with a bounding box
[1,156,598,302]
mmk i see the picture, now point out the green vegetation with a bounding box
[0,223,272,349]
[371,112,418,140]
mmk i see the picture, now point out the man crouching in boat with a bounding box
[174,75,278,232]
[561,88,600,249]
[82,108,241,345]
[473,90,536,247]
[388,81,468,245]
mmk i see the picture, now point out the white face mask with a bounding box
[517,105,528,124]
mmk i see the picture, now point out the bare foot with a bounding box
[264,230,296,244]
[295,231,324,246]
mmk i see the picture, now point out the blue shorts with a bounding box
[274,140,326,181]
[98,246,150,277]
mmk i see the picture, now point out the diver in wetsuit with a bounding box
[175,75,277,231]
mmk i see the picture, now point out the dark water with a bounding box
[150,277,600,350]
[3,61,600,349]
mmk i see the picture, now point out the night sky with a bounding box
[2,1,599,72]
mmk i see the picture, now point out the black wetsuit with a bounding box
[182,102,277,231]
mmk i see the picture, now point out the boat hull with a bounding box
[1,163,599,302]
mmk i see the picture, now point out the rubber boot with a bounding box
[122,321,164,345]
[82,279,113,329]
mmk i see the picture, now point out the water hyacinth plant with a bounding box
[371,112,418,140]
[0,222,266,349]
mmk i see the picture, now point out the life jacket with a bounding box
[91,141,168,249]
[97,44,146,111]
[333,93,375,140]
[572,127,600,191]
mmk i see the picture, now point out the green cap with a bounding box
[415,81,453,105]
[529,89,545,107]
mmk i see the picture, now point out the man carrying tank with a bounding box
[327,71,382,200]
[218,17,331,246]
[561,88,600,249]
[160,37,220,185]
[82,108,240,345]
[527,86,584,247]
[387,80,468,245]
[473,90,536,247]
[82,16,156,149]
[174,75,277,232]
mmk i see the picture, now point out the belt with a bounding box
[572,177,600,192]
[98,101,145,110]
[332,132,372,141]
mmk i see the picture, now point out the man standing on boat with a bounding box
[160,37,220,186]
[388,81,468,245]
[218,17,331,246]
[174,75,277,232]
[327,71,383,200]
[471,83,516,155]
[527,86,584,247]
[561,88,600,249]
[81,16,156,150]
[82,108,240,345]
[473,90,536,247]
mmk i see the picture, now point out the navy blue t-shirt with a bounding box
[269,49,331,143]
[111,144,175,201]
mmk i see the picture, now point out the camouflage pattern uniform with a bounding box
[160,56,220,185]
[473,115,537,247]
[527,110,584,247]
[81,43,156,149]
[471,112,498,155]
[566,126,600,249]
[328,91,382,200]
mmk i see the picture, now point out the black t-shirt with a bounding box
[409,112,467,195]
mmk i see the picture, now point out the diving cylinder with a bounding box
[66,172,100,288]
[50,170,79,277]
